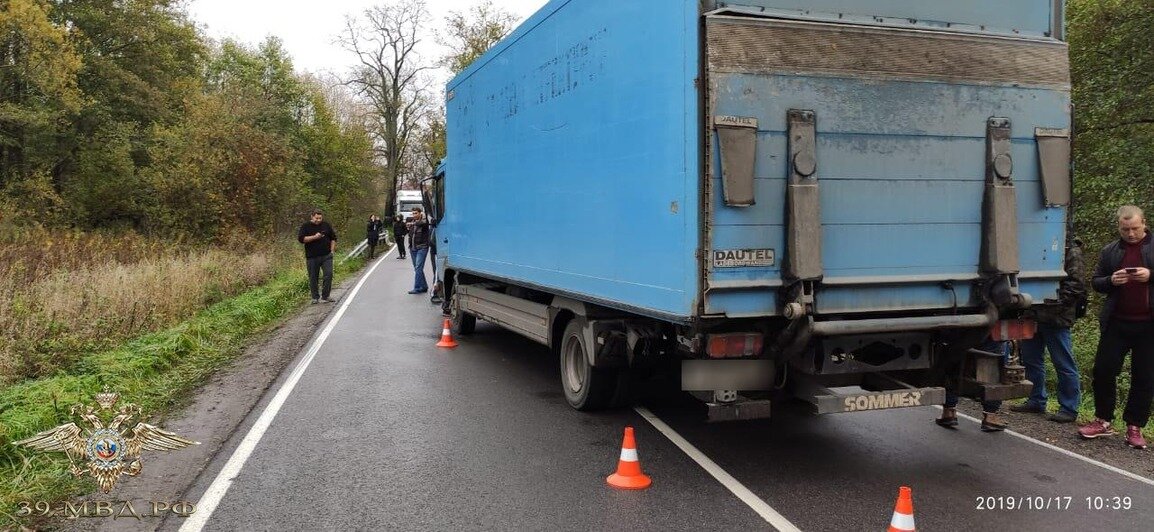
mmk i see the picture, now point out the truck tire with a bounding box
[560,319,619,410]
[449,284,476,335]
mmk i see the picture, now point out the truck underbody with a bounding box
[440,270,1034,421]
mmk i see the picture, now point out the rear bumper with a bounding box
[811,313,993,336]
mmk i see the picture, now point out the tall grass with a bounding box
[0,223,367,526]
[0,228,295,385]
[0,259,365,526]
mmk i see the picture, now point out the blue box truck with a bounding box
[428,0,1072,419]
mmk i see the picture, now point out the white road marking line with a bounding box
[633,407,802,532]
[952,410,1154,487]
[180,248,394,532]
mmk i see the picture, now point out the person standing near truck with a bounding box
[298,210,338,304]
[936,339,1011,432]
[1010,238,1086,423]
[406,207,431,294]
[1078,205,1152,449]
[392,214,408,260]
[366,214,385,260]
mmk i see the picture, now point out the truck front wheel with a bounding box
[560,319,619,410]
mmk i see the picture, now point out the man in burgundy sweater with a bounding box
[1079,205,1153,449]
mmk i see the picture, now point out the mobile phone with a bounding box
[1126,268,1138,274]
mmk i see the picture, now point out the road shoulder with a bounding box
[60,262,375,532]
[957,399,1154,483]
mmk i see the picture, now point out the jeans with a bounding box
[306,254,333,300]
[1019,325,1081,415]
[1092,319,1154,426]
[411,246,429,292]
[945,339,1008,413]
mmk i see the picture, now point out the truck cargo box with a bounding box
[438,0,1070,324]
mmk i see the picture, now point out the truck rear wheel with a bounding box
[560,319,619,410]
[449,283,476,335]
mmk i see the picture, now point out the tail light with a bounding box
[990,319,1037,341]
[706,333,764,358]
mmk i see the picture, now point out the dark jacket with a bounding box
[408,219,431,249]
[297,221,337,259]
[1029,240,1087,327]
[1092,233,1154,326]
[367,219,384,243]
[392,220,408,239]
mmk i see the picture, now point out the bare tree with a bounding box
[399,108,444,191]
[338,1,434,214]
[439,0,520,75]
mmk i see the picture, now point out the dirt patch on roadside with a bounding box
[955,399,1154,482]
[47,259,376,532]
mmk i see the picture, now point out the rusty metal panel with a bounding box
[1036,127,1072,206]
[702,0,1060,39]
[713,116,758,206]
[706,17,1070,89]
[982,118,1022,275]
[785,110,823,282]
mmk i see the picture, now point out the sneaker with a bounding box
[935,407,959,429]
[1009,402,1045,414]
[1048,411,1077,423]
[1078,419,1116,439]
[1126,426,1148,449]
[311,299,319,305]
[321,297,336,303]
[408,289,423,294]
[980,412,1008,432]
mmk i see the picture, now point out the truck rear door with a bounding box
[702,5,1070,318]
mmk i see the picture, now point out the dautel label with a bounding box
[713,249,775,268]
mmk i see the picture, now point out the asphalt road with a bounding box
[176,250,1154,531]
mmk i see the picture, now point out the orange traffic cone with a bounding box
[888,486,916,532]
[436,318,458,348]
[607,427,651,490]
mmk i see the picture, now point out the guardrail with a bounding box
[341,232,392,264]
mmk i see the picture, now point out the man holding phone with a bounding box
[298,210,338,304]
[1079,205,1153,449]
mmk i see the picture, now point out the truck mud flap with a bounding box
[706,398,773,423]
[792,373,945,415]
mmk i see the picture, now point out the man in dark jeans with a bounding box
[298,210,338,304]
[1079,205,1152,449]
[406,207,431,294]
[1011,238,1086,423]
[936,339,1011,432]
[392,214,408,259]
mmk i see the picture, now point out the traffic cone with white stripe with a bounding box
[888,486,916,532]
[436,318,458,348]
[607,426,651,490]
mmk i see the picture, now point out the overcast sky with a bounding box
[186,0,551,79]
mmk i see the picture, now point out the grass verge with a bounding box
[0,255,366,526]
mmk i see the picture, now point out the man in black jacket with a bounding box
[298,210,338,304]
[1012,238,1086,423]
[1078,205,1152,449]
[392,214,408,259]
